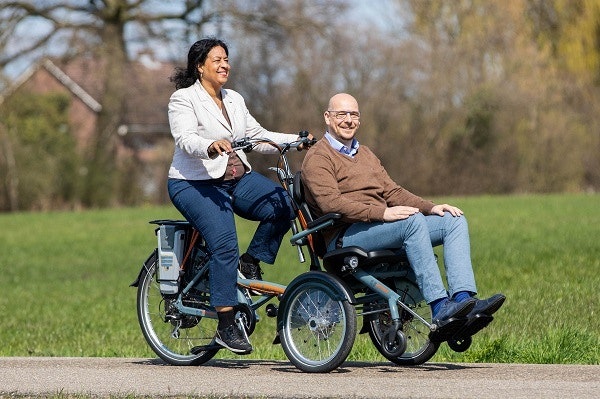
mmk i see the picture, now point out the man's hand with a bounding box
[297,133,315,151]
[383,206,419,221]
[430,204,464,217]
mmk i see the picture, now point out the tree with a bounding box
[384,0,600,194]
[0,91,80,210]
[0,0,342,207]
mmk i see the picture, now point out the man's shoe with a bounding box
[239,256,263,281]
[434,298,476,324]
[215,324,253,354]
[429,298,476,342]
[469,293,506,317]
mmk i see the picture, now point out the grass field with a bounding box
[1,193,598,365]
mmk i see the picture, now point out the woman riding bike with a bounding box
[167,37,312,354]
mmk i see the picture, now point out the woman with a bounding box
[167,38,309,354]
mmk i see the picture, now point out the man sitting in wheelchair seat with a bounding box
[301,93,505,341]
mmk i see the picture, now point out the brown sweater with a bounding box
[301,138,435,246]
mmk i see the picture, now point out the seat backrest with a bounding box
[292,171,313,222]
[292,171,328,258]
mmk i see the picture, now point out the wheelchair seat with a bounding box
[292,172,410,276]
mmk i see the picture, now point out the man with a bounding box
[301,93,505,340]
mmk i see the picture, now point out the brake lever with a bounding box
[231,138,253,153]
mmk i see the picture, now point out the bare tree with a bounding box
[0,0,344,206]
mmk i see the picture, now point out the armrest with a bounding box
[306,213,342,229]
[289,213,341,246]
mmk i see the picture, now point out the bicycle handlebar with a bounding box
[230,131,316,153]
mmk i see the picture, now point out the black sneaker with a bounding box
[239,255,263,281]
[215,324,253,354]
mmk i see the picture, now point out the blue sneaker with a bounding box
[469,293,506,317]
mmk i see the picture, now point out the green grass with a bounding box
[0,193,598,364]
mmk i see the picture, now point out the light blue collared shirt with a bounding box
[324,131,360,157]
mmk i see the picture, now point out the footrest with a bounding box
[429,317,468,343]
[452,314,494,340]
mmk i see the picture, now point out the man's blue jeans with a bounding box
[331,213,477,304]
[168,172,294,307]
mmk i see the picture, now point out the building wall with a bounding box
[21,67,97,155]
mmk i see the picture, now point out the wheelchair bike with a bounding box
[277,171,457,372]
[131,133,472,373]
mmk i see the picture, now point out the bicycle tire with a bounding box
[279,275,357,373]
[136,250,220,365]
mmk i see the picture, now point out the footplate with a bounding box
[428,317,468,343]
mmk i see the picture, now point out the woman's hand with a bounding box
[383,206,419,221]
[208,139,233,157]
[430,204,464,217]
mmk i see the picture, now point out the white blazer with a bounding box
[168,80,298,180]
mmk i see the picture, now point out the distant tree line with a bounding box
[0,0,598,211]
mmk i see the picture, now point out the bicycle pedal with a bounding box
[265,303,278,317]
[190,344,222,354]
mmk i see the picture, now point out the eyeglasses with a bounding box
[327,110,361,120]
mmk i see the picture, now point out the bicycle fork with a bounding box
[351,269,435,331]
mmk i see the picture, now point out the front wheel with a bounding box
[365,277,439,366]
[279,274,357,373]
[136,251,220,365]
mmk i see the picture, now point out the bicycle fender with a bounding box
[130,249,157,287]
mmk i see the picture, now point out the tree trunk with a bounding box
[82,21,127,207]
[0,123,19,211]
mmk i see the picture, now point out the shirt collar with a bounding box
[324,131,360,157]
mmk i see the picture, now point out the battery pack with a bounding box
[156,225,186,294]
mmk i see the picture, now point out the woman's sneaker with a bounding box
[239,254,263,281]
[239,254,263,295]
[215,325,253,354]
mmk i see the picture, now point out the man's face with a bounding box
[324,95,360,145]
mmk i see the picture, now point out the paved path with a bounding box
[0,357,598,398]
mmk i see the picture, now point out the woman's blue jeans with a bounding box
[168,172,295,307]
[332,213,477,304]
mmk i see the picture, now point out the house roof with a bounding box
[1,55,176,130]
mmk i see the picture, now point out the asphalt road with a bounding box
[0,357,598,398]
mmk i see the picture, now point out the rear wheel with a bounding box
[366,277,439,366]
[280,276,357,373]
[136,251,220,365]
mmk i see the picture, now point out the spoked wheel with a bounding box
[366,277,439,366]
[279,275,357,373]
[136,251,220,365]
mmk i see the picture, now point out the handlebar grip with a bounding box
[232,139,247,148]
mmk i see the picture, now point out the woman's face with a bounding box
[198,45,230,89]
